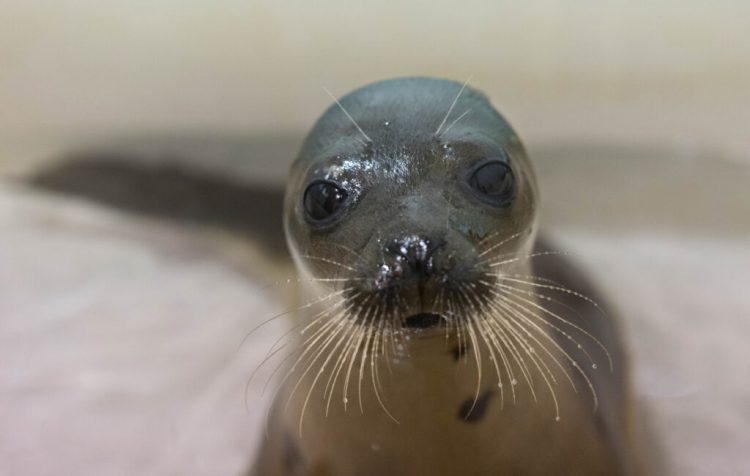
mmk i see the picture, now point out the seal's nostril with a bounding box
[385,235,437,275]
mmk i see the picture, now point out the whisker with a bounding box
[265,305,337,359]
[488,288,599,411]
[492,281,612,372]
[430,286,451,343]
[319,294,376,415]
[258,276,360,294]
[323,87,372,143]
[298,315,359,435]
[458,282,520,409]
[486,273,595,324]
[278,305,357,412]
[495,308,562,421]
[370,309,399,423]
[435,76,472,136]
[382,297,397,376]
[463,311,484,419]
[373,307,388,400]
[300,255,358,272]
[477,230,527,257]
[249,298,353,413]
[485,315,536,401]
[493,275,606,318]
[251,303,348,405]
[492,283,599,369]
[474,311,506,409]
[439,108,472,137]
[244,340,291,413]
[357,309,375,414]
[324,317,362,416]
[284,296,373,436]
[316,241,367,264]
[484,250,571,268]
[456,287,485,397]
[486,296,573,392]
[325,297,379,412]
[341,315,369,412]
[449,297,468,366]
[258,311,349,403]
[486,295,575,390]
[263,307,350,437]
[236,287,353,351]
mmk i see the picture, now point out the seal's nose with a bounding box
[385,235,439,277]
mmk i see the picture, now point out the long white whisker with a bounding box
[492,282,612,372]
[477,230,527,258]
[300,255,358,272]
[298,315,358,435]
[492,282,599,369]
[236,287,353,351]
[493,275,606,318]
[487,287,599,411]
[439,108,472,137]
[435,76,472,135]
[370,309,400,423]
[485,251,571,268]
[494,308,561,421]
[323,87,372,143]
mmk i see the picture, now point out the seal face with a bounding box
[284,77,539,332]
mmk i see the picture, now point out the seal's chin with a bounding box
[404,313,444,329]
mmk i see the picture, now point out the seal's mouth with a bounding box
[403,313,443,329]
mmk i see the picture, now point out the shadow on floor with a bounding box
[29,154,288,259]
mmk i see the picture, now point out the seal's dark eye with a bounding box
[303,180,348,223]
[468,161,516,207]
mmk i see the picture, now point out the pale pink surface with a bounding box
[1,182,748,475]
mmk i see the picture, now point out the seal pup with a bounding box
[251,77,641,475]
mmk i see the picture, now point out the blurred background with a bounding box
[1,1,748,475]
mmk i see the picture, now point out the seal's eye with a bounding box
[468,161,516,207]
[303,180,348,223]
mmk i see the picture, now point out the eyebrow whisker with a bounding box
[434,76,472,136]
[324,87,373,144]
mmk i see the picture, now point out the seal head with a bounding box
[284,77,539,331]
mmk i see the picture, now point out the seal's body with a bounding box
[251,78,640,475]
